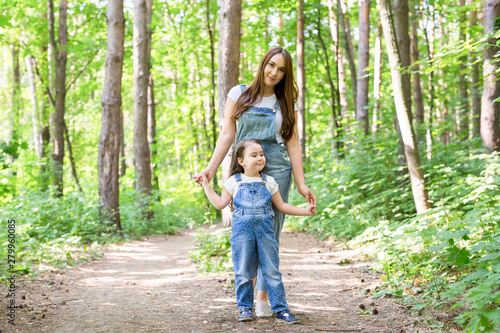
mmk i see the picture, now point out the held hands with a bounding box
[193,168,215,187]
[201,174,210,189]
[305,204,316,216]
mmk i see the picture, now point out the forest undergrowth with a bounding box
[284,134,500,333]
[0,165,207,280]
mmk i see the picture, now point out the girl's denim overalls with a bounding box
[231,173,288,313]
[235,84,292,292]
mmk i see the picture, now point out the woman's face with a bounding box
[263,54,286,89]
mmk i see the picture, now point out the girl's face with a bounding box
[263,54,286,89]
[238,143,266,175]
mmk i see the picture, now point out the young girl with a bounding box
[194,47,316,317]
[201,139,316,324]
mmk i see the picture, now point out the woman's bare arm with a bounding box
[193,97,237,185]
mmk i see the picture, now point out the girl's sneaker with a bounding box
[275,309,300,324]
[255,300,272,318]
[238,308,253,322]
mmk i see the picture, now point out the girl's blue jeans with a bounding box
[230,207,288,313]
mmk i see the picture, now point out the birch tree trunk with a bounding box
[98,0,125,229]
[470,1,481,138]
[357,0,370,135]
[297,0,306,155]
[133,0,153,216]
[481,0,500,152]
[378,0,430,214]
[218,0,241,227]
[49,0,68,197]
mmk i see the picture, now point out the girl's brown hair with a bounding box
[228,139,262,211]
[231,47,298,142]
[229,138,262,178]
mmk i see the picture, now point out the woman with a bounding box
[193,47,316,317]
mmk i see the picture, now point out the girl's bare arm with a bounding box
[202,176,232,210]
[271,190,316,216]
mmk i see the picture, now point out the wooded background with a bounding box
[0,0,499,331]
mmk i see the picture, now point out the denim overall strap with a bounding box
[261,172,267,183]
[235,173,242,184]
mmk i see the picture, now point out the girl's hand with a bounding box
[297,184,317,206]
[193,168,215,187]
[305,205,316,216]
[201,175,210,189]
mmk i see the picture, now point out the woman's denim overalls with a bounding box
[231,173,288,312]
[235,84,292,292]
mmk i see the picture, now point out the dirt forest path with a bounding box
[3,227,461,333]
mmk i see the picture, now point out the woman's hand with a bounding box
[193,168,215,187]
[297,184,317,207]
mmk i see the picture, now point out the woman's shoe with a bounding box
[255,300,272,318]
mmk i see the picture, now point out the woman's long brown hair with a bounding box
[228,139,262,211]
[231,47,298,142]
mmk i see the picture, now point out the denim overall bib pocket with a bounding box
[234,84,292,292]
[230,173,288,313]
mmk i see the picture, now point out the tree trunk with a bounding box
[98,0,125,229]
[40,12,51,191]
[50,0,68,197]
[64,122,83,193]
[410,12,424,125]
[481,0,500,152]
[458,0,470,140]
[218,0,241,227]
[206,0,218,190]
[338,0,357,104]
[470,0,481,138]
[328,0,349,142]
[372,23,383,135]
[146,0,158,191]
[11,45,20,136]
[297,0,306,156]
[378,0,430,214]
[133,0,153,216]
[26,55,42,160]
[422,8,436,157]
[318,4,342,155]
[357,0,370,135]
[393,0,412,118]
[119,109,126,177]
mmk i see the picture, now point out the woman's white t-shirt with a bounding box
[228,85,297,143]
[223,174,279,199]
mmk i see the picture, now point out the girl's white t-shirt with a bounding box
[223,174,279,199]
[228,85,297,144]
